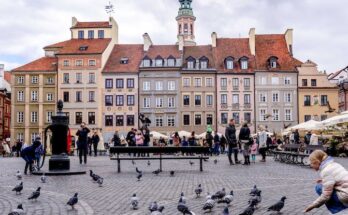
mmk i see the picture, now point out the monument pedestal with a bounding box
[49,154,70,171]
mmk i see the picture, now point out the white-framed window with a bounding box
[88,91,95,102]
[46,93,53,101]
[76,91,82,102]
[232,94,239,104]
[167,116,175,127]
[155,81,163,91]
[272,109,279,121]
[200,61,208,69]
[156,116,163,127]
[271,60,277,68]
[156,97,163,108]
[143,81,150,91]
[272,92,279,102]
[143,59,151,67]
[168,97,175,108]
[155,59,163,67]
[206,78,213,87]
[221,94,227,104]
[226,60,233,69]
[63,73,69,84]
[63,60,69,67]
[88,60,96,66]
[206,95,213,106]
[260,76,267,85]
[271,77,279,85]
[17,112,24,123]
[260,109,266,121]
[194,78,202,87]
[168,81,176,90]
[31,91,38,101]
[285,109,292,121]
[31,133,39,143]
[17,133,24,141]
[187,61,194,69]
[284,77,291,85]
[47,77,54,84]
[46,111,53,123]
[183,78,190,87]
[259,93,267,102]
[88,73,95,83]
[31,111,38,123]
[220,78,227,88]
[168,59,175,67]
[17,76,24,84]
[244,78,250,88]
[284,92,292,103]
[17,91,24,102]
[76,73,82,83]
[31,76,39,84]
[241,60,248,69]
[232,78,239,88]
[244,94,251,104]
[143,98,151,108]
[195,114,202,125]
[221,113,228,124]
[75,60,83,67]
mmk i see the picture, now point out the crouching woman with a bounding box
[305,150,348,214]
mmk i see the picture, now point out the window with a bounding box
[88,112,95,124]
[232,78,239,89]
[64,112,70,124]
[195,95,201,106]
[47,77,54,84]
[302,79,308,86]
[206,95,213,106]
[284,77,291,85]
[98,30,104,39]
[31,133,39,144]
[321,115,328,121]
[156,97,163,108]
[127,115,135,126]
[221,78,227,89]
[260,76,267,85]
[241,59,248,69]
[195,114,202,125]
[304,95,311,106]
[231,113,239,125]
[311,79,317,86]
[116,115,124,126]
[47,93,53,101]
[31,91,38,101]
[244,112,251,123]
[232,94,239,104]
[244,78,250,89]
[127,95,135,106]
[88,73,95,83]
[76,73,82,83]
[63,73,69,84]
[143,98,150,108]
[31,112,38,123]
[244,94,251,104]
[168,81,176,90]
[221,113,228,124]
[271,77,279,85]
[76,91,82,102]
[17,112,24,123]
[221,94,227,105]
[187,61,194,69]
[155,58,163,67]
[17,91,24,102]
[88,91,95,102]
[183,115,190,125]
[304,115,311,122]
[321,95,328,106]
[17,133,24,141]
[284,92,292,103]
[88,60,96,67]
[116,95,124,106]
[194,78,202,87]
[259,93,267,102]
[105,79,113,88]
[183,78,190,87]
[63,92,69,102]
[78,30,84,39]
[285,109,292,121]
[206,114,213,125]
[17,76,24,84]
[127,79,134,88]
[155,81,163,91]
[88,30,94,39]
[272,92,279,102]
[270,60,277,68]
[168,58,175,67]
[31,76,39,84]
[260,109,266,121]
[206,78,213,87]
[183,95,190,106]
[105,95,113,106]
[75,112,82,124]
[105,115,113,126]
[116,79,124,88]
[168,97,175,108]
[63,60,69,67]
[200,60,208,69]
[167,116,175,127]
[143,59,151,67]
[156,116,163,127]
[272,109,279,121]
[226,59,233,69]
[75,60,83,67]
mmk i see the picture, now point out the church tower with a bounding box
[176,0,196,46]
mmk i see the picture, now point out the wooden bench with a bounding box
[109,146,210,173]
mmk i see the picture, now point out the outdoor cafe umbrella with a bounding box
[285,119,324,132]
[150,131,168,139]
[321,114,348,127]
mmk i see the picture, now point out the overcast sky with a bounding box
[0,0,346,73]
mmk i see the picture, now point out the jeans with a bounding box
[213,143,220,155]
[227,146,239,164]
[79,145,88,164]
[88,143,92,156]
[24,161,33,174]
[259,147,267,160]
[316,184,348,214]
[93,143,98,156]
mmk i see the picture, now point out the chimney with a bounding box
[285,28,293,56]
[72,17,78,27]
[178,35,184,51]
[211,32,217,48]
[143,33,153,52]
[248,28,255,56]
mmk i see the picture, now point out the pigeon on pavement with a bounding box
[195,184,202,198]
[267,196,286,213]
[218,190,234,205]
[249,185,259,196]
[203,196,215,212]
[136,167,142,181]
[206,192,212,200]
[149,201,158,212]
[214,159,218,164]
[222,207,230,215]
[97,177,104,187]
[239,201,257,215]
[130,193,139,210]
[180,192,187,204]
[147,160,151,166]
[152,169,161,176]
[40,173,46,183]
[67,193,78,210]
[177,197,193,215]
[16,170,22,180]
[212,188,226,200]
[170,171,175,177]
[248,190,261,208]
[12,182,23,195]
[132,160,136,165]
[28,187,41,201]
[150,205,165,215]
[8,204,24,215]
[189,161,194,166]
[90,170,100,182]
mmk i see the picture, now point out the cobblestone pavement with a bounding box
[1,154,347,215]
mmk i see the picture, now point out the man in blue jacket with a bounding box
[21,137,41,174]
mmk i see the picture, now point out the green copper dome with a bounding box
[178,0,194,17]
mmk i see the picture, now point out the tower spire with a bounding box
[176,0,196,46]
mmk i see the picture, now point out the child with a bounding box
[304,150,348,214]
[250,139,258,164]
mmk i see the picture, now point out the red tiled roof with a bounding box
[329,66,348,79]
[4,71,11,83]
[255,34,302,71]
[183,45,215,69]
[71,21,111,29]
[45,39,111,55]
[103,44,143,73]
[213,38,255,73]
[12,57,57,72]
[145,45,181,59]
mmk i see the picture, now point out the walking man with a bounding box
[91,131,100,157]
[76,122,90,164]
[225,119,240,165]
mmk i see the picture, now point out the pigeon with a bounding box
[206,192,212,200]
[203,196,215,212]
[67,193,78,210]
[130,193,139,210]
[249,185,260,196]
[189,161,194,166]
[248,190,261,208]
[149,201,158,212]
[16,170,22,180]
[212,188,226,200]
[152,169,161,176]
[132,160,136,165]
[40,173,46,183]
[147,160,151,166]
[136,167,142,181]
[267,196,286,213]
[8,204,24,215]
[170,171,175,177]
[218,190,234,205]
[214,159,218,164]
[239,201,257,215]
[97,177,104,187]
[195,184,203,198]
[151,205,165,215]
[28,187,41,201]
[177,197,193,215]
[90,170,100,182]
[180,192,187,204]
[222,207,230,215]
[12,182,23,195]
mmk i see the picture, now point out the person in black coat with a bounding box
[225,119,240,165]
[205,131,213,156]
[21,137,41,174]
[112,131,121,146]
[76,122,90,164]
[239,122,251,165]
[213,132,220,155]
[220,135,227,154]
[126,128,136,156]
[294,129,300,144]
[91,131,100,157]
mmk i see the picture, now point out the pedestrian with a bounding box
[173,132,180,147]
[91,131,100,157]
[135,131,144,157]
[258,125,268,162]
[76,122,90,164]
[21,138,41,174]
[220,135,227,154]
[87,135,92,156]
[15,140,23,157]
[289,130,295,144]
[159,137,166,146]
[294,129,300,144]
[225,119,240,165]
[112,131,121,146]
[239,122,251,165]
[205,131,213,156]
[310,132,319,145]
[2,140,11,157]
[188,131,196,146]
[304,150,348,214]
[34,137,44,170]
[213,131,220,155]
[250,139,258,164]
[142,127,150,157]
[181,136,189,147]
[126,128,136,156]
[305,131,312,145]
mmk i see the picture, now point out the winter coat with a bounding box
[91,134,100,145]
[21,141,40,163]
[76,127,91,145]
[126,131,136,146]
[225,125,237,148]
[214,134,220,143]
[113,134,121,146]
[135,134,144,146]
[294,131,300,143]
[205,133,213,147]
[250,143,258,155]
[258,131,267,149]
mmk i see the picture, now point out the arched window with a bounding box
[186,56,195,69]
[240,56,249,70]
[225,57,234,69]
[199,56,209,69]
[142,56,151,67]
[155,56,163,67]
[269,56,278,69]
[167,55,176,67]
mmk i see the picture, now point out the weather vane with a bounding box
[105,1,115,17]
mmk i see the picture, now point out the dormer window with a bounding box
[120,58,129,64]
[199,56,209,69]
[240,57,249,70]
[142,56,151,67]
[186,56,195,69]
[79,45,88,51]
[167,56,175,67]
[78,30,84,39]
[88,30,94,39]
[225,57,234,69]
[269,56,278,69]
[155,56,163,67]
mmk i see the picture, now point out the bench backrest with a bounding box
[305,145,325,151]
[284,144,300,150]
[110,146,210,154]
